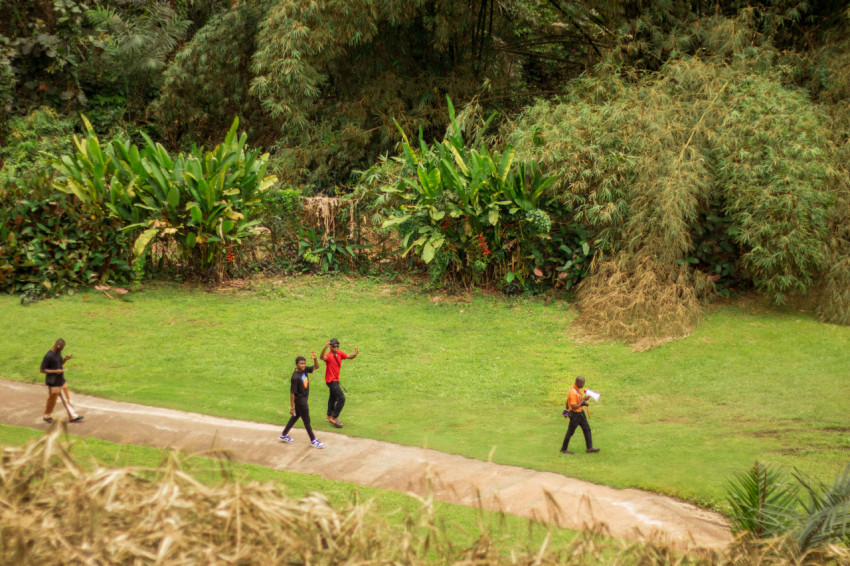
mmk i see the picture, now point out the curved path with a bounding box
[0,380,730,549]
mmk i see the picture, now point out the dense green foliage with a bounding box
[0,107,78,180]
[502,49,840,342]
[0,173,132,301]
[1,0,849,335]
[362,98,591,290]
[51,117,277,281]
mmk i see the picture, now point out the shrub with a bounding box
[508,44,837,344]
[51,116,277,282]
[0,172,132,302]
[366,98,595,291]
[0,107,78,180]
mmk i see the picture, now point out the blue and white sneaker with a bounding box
[310,439,324,449]
[279,434,294,443]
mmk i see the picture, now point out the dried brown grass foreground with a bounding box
[2,426,848,565]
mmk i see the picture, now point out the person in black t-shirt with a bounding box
[279,351,324,449]
[40,338,83,423]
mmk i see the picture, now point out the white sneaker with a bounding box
[279,434,294,443]
[310,439,324,449]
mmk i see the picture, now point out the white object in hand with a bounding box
[585,389,600,402]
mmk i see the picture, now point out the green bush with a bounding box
[0,172,132,301]
[51,116,277,281]
[0,108,78,180]
[367,98,594,291]
[505,43,838,344]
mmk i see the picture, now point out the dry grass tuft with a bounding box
[2,427,848,564]
[302,196,341,243]
[575,256,714,351]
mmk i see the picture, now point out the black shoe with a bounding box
[586,448,600,453]
[560,449,574,454]
[43,417,53,424]
[70,416,84,423]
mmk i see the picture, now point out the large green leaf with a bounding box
[189,205,203,224]
[382,215,411,228]
[422,242,435,263]
[133,227,159,258]
[167,185,180,209]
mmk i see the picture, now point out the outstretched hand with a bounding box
[354,346,359,356]
[63,354,73,362]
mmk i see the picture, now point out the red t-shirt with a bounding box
[323,351,349,383]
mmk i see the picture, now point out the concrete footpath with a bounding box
[0,379,730,549]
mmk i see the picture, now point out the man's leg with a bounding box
[299,404,316,441]
[577,413,597,451]
[329,381,345,419]
[44,387,60,420]
[561,413,579,452]
[57,387,80,420]
[326,382,335,419]
[281,414,300,440]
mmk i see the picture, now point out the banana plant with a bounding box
[52,116,277,275]
[381,97,555,269]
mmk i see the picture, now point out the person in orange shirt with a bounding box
[560,376,600,454]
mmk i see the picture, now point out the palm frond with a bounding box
[793,464,850,552]
[726,461,799,538]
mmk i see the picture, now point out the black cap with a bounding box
[329,338,340,345]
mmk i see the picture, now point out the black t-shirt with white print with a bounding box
[290,365,315,403]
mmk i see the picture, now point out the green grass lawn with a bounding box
[2,277,848,509]
[0,423,585,556]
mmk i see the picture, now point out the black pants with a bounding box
[326,381,345,418]
[283,402,315,441]
[561,411,593,451]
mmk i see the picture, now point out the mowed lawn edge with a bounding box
[2,277,848,510]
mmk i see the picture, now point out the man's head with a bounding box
[295,356,307,371]
[53,338,65,352]
[329,338,340,351]
[574,376,585,388]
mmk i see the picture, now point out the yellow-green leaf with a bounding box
[133,227,159,258]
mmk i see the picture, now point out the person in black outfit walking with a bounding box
[279,351,324,449]
[40,338,83,423]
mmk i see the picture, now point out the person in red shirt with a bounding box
[319,338,358,428]
[560,376,600,454]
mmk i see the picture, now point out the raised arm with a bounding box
[319,341,330,362]
[348,346,359,360]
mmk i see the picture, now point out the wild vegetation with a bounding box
[3,0,849,343]
[3,2,849,560]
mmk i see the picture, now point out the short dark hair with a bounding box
[295,356,306,364]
